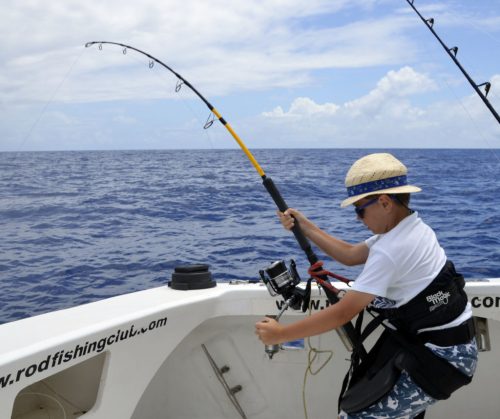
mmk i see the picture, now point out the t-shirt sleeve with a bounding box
[350,247,397,297]
[364,234,380,249]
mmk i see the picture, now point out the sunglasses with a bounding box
[354,197,379,218]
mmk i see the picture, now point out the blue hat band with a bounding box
[347,175,408,197]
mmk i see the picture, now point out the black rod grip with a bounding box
[262,176,318,264]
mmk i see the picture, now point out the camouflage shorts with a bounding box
[339,338,478,419]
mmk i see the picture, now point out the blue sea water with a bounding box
[0,149,499,324]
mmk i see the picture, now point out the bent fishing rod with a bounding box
[406,0,500,125]
[85,41,362,354]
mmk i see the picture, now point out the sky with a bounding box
[1,0,499,151]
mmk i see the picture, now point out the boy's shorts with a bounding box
[339,338,478,419]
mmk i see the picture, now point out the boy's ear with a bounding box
[379,194,393,210]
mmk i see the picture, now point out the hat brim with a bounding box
[340,185,422,208]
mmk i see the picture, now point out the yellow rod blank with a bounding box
[211,108,266,178]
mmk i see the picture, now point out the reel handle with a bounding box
[263,299,292,359]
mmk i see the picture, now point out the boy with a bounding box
[255,153,477,418]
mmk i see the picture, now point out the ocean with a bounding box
[0,148,499,324]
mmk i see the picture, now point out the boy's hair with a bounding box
[393,193,411,207]
[365,193,411,207]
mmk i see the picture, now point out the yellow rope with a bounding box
[302,300,334,419]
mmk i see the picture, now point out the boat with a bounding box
[3,3,499,419]
[1,274,499,419]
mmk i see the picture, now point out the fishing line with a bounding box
[18,47,85,151]
[406,0,500,125]
[450,92,500,165]
[429,5,500,84]
[301,299,334,419]
[144,60,219,148]
[430,68,500,170]
[437,7,500,117]
[177,98,218,150]
[442,3,500,46]
[418,33,499,157]
[95,47,217,150]
[406,0,500,166]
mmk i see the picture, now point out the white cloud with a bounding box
[256,67,499,148]
[343,66,437,116]
[264,67,436,119]
[1,1,499,150]
[396,1,500,32]
[0,0,419,104]
[263,97,339,118]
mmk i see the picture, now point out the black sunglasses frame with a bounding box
[354,197,379,218]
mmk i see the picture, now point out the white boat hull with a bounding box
[1,280,499,419]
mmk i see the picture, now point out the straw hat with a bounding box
[340,153,421,208]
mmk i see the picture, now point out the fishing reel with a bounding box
[259,259,309,311]
[259,260,310,359]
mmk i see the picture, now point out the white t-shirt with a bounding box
[351,212,471,330]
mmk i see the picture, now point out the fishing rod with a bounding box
[406,0,500,125]
[85,41,362,355]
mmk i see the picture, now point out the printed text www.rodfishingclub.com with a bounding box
[0,316,168,389]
